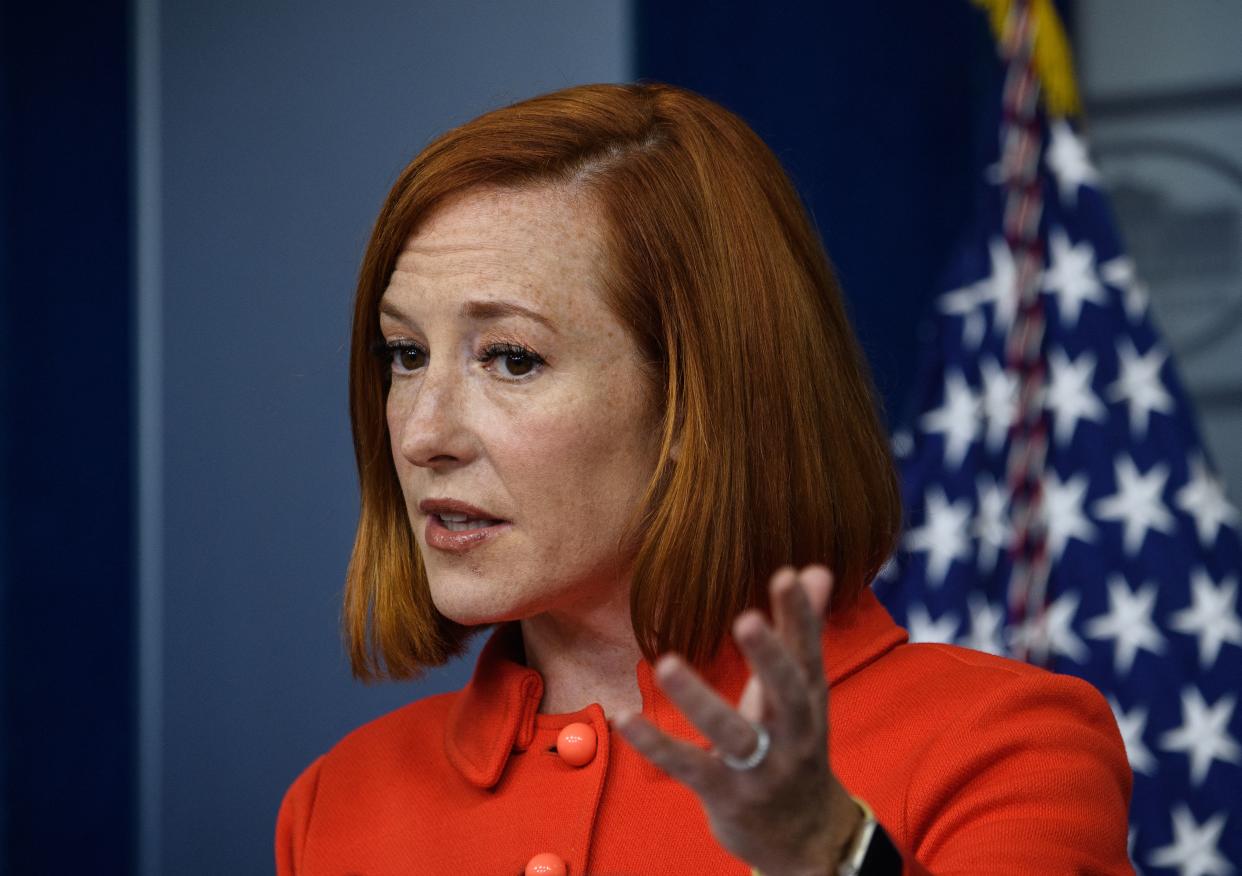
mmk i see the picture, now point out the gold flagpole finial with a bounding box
[972,0,1082,118]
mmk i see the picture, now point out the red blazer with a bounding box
[276,590,1133,875]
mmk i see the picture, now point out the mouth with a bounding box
[433,512,503,532]
[418,498,510,554]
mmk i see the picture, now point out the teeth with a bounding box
[439,511,469,522]
[440,517,495,532]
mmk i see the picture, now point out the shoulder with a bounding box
[291,689,458,794]
[837,642,1133,872]
[861,639,1111,713]
[844,639,1125,775]
[892,641,1122,761]
[275,691,461,874]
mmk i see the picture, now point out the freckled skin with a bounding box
[380,186,662,672]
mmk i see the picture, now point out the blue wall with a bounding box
[634,3,1038,424]
[1,1,134,873]
[151,2,632,874]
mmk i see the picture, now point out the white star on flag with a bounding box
[974,236,1018,339]
[1109,697,1158,776]
[1084,576,1166,675]
[1008,591,1089,664]
[1093,454,1176,556]
[874,555,899,583]
[919,371,980,470]
[882,36,1242,867]
[978,357,1017,451]
[890,429,914,461]
[1160,688,1242,786]
[1148,804,1233,876]
[974,474,1010,573]
[1169,570,1242,671]
[1045,348,1107,446]
[1042,226,1107,330]
[961,593,1006,656]
[1175,455,1240,548]
[938,281,987,350]
[1042,470,1097,562]
[1108,337,1174,440]
[938,281,979,317]
[1099,255,1150,322]
[903,487,973,586]
[905,604,959,645]
[1046,119,1099,207]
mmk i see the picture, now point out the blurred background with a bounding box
[2,1,1240,873]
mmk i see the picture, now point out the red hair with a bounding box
[345,83,900,678]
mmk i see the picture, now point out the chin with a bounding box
[433,602,509,627]
[427,577,525,628]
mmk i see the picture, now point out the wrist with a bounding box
[826,791,867,870]
[834,796,881,876]
[751,791,870,876]
[779,793,865,876]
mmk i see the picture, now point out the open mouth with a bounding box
[434,512,502,532]
[424,512,510,554]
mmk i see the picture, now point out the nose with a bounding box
[393,362,477,470]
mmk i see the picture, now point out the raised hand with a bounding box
[613,566,862,876]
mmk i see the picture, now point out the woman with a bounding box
[277,83,1132,875]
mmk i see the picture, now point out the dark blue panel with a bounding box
[634,1,998,424]
[0,0,134,871]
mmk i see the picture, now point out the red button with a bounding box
[556,721,597,767]
[525,852,567,876]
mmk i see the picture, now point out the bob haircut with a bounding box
[345,82,900,679]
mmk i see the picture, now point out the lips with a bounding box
[418,498,510,555]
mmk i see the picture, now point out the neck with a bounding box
[519,579,645,718]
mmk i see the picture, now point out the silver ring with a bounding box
[716,722,771,770]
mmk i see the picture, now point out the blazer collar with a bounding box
[444,587,907,789]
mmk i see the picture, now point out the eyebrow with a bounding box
[379,298,558,333]
[462,299,557,332]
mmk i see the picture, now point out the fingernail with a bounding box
[733,611,762,640]
[655,654,680,679]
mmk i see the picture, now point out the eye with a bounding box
[478,342,545,380]
[372,339,427,375]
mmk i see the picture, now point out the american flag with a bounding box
[873,11,1242,873]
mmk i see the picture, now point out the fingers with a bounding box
[800,565,833,617]
[736,673,765,723]
[654,654,764,761]
[733,609,816,737]
[771,565,832,688]
[612,711,724,794]
[625,563,835,772]
[616,563,840,875]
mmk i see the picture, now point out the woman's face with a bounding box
[379,185,663,627]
